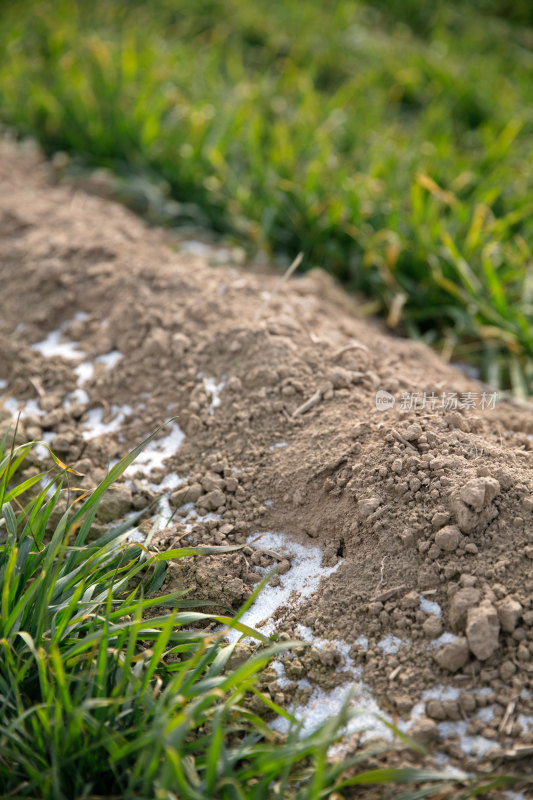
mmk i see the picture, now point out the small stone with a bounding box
[142,328,170,357]
[428,544,441,560]
[459,693,476,714]
[434,525,461,552]
[196,488,226,511]
[466,602,500,661]
[285,658,305,679]
[435,637,469,672]
[417,564,440,590]
[400,591,419,610]
[449,587,481,632]
[404,423,423,441]
[442,700,460,721]
[277,559,291,575]
[358,496,381,519]
[96,483,132,523]
[319,643,341,668]
[432,511,450,528]
[422,614,443,638]
[391,458,403,474]
[522,497,533,513]
[327,366,353,389]
[225,476,238,493]
[410,716,438,745]
[465,543,479,555]
[499,660,516,682]
[171,332,191,357]
[426,699,446,721]
[517,643,530,662]
[460,477,500,512]
[393,694,413,714]
[201,472,225,492]
[171,483,203,507]
[496,597,522,633]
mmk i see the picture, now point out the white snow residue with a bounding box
[226,532,342,643]
[73,361,94,384]
[31,329,85,360]
[269,442,288,451]
[0,379,7,390]
[264,499,274,508]
[82,404,132,440]
[146,472,183,493]
[269,630,394,745]
[377,634,407,655]
[64,388,90,407]
[356,635,369,650]
[518,713,533,733]
[436,720,495,758]
[125,421,185,476]
[180,506,221,533]
[2,396,44,418]
[95,350,123,369]
[151,494,174,529]
[420,595,442,617]
[270,669,392,745]
[427,631,459,650]
[33,431,55,460]
[203,376,226,415]
[477,706,495,724]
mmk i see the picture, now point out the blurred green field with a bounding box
[1,0,533,393]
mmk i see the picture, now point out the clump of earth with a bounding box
[1,138,533,779]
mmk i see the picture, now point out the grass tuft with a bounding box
[1,1,533,390]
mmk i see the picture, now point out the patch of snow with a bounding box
[203,376,226,415]
[436,721,495,757]
[127,528,146,543]
[264,499,274,508]
[125,421,185,476]
[422,685,460,702]
[226,531,342,643]
[33,431,55,460]
[95,350,123,369]
[269,442,288,451]
[428,631,459,650]
[518,713,533,732]
[31,329,85,360]
[82,404,132,440]
[271,679,392,745]
[2,396,44,418]
[477,706,495,724]
[152,494,174,528]
[420,595,442,617]
[64,388,90,407]
[146,472,183,493]
[0,379,7,390]
[377,634,406,655]
[73,361,94,384]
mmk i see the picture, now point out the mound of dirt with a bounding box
[2,138,533,774]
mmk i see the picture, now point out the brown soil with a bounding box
[2,139,533,781]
